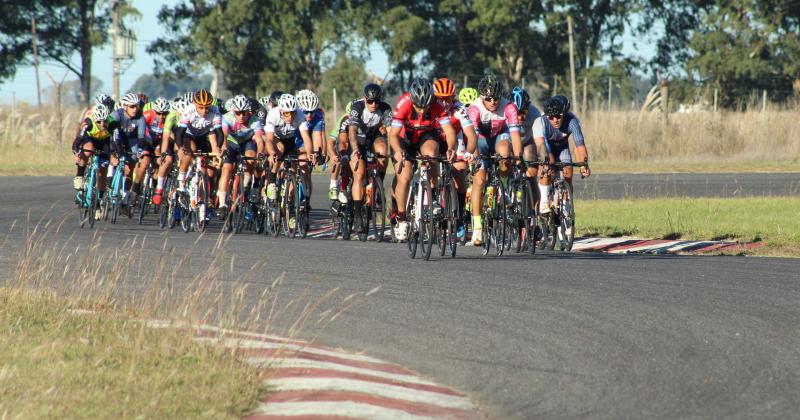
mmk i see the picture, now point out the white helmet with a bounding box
[171,98,187,114]
[296,89,319,112]
[278,93,297,112]
[229,94,250,112]
[152,97,170,113]
[94,94,114,108]
[91,104,109,122]
[258,96,270,108]
[120,92,139,106]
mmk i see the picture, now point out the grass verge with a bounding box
[576,196,800,256]
[0,287,265,418]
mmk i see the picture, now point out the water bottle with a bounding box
[486,185,495,209]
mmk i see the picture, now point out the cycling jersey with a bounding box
[467,98,520,139]
[255,106,268,126]
[531,112,585,155]
[440,100,472,134]
[143,110,165,144]
[391,92,450,144]
[328,113,349,140]
[264,107,308,141]
[349,99,392,139]
[222,112,264,144]
[162,110,180,140]
[519,105,542,146]
[179,104,222,137]
[305,108,326,133]
[109,108,147,152]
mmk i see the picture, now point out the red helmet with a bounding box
[433,78,455,98]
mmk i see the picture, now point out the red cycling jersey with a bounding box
[143,109,165,143]
[391,92,451,144]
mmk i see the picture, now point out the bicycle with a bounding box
[257,155,282,238]
[75,149,101,229]
[223,154,259,234]
[435,158,459,258]
[354,152,389,242]
[508,160,539,255]
[157,154,179,229]
[102,153,130,224]
[329,155,354,240]
[135,154,156,225]
[277,155,312,238]
[537,161,586,251]
[179,151,218,233]
[474,155,513,257]
[403,155,440,261]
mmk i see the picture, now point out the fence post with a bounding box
[607,77,612,112]
[582,77,588,115]
[762,90,767,112]
[713,88,718,112]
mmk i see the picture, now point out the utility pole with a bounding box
[582,77,588,115]
[553,75,558,95]
[567,16,577,112]
[762,90,767,112]
[111,0,120,100]
[31,17,42,108]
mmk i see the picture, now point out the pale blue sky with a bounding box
[1,1,651,104]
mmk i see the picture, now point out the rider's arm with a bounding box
[463,125,478,155]
[506,103,523,157]
[347,105,361,154]
[264,132,277,156]
[568,117,588,163]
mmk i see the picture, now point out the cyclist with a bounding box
[510,86,542,211]
[72,104,112,219]
[434,78,478,241]
[297,89,326,197]
[143,97,171,177]
[466,75,523,246]
[174,89,223,194]
[388,77,457,241]
[108,92,148,205]
[326,101,352,201]
[263,93,316,210]
[152,97,186,205]
[216,95,265,220]
[534,94,591,214]
[75,94,115,138]
[348,83,392,233]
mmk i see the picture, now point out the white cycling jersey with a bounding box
[179,103,222,137]
[519,105,542,146]
[264,107,308,140]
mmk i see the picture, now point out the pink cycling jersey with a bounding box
[467,98,520,139]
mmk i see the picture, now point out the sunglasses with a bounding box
[196,105,209,111]
[281,111,294,117]
[547,114,563,120]
[365,99,377,105]
[484,96,500,103]
[156,112,168,117]
[125,104,139,109]
[234,111,247,116]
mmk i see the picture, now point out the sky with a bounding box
[0,1,651,105]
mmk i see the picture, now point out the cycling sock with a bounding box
[354,200,363,218]
[99,191,105,199]
[132,182,141,194]
[157,176,165,189]
[472,215,483,230]
[217,190,227,205]
[329,179,337,189]
[396,211,406,221]
[76,166,86,177]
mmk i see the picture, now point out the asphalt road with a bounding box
[2,175,799,419]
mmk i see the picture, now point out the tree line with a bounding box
[2,0,799,109]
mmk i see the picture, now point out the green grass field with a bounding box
[576,197,800,256]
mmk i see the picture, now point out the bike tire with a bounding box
[445,182,458,258]
[371,178,386,242]
[558,185,575,251]
[297,181,308,239]
[492,181,508,257]
[420,181,434,261]
[406,182,418,259]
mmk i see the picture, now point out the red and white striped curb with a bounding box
[153,324,482,419]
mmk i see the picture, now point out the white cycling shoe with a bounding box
[394,221,409,241]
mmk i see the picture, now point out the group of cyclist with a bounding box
[71,74,590,247]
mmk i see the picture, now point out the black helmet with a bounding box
[364,83,383,101]
[477,74,503,98]
[268,90,284,106]
[510,86,531,111]
[409,78,434,108]
[543,95,570,117]
[246,96,260,112]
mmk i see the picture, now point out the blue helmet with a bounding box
[510,86,530,111]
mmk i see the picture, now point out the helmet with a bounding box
[171,98,187,114]
[94,94,115,109]
[229,94,250,112]
[477,74,502,98]
[409,78,434,108]
[277,93,297,112]
[193,89,213,107]
[458,87,479,105]
[152,97,170,113]
[91,104,109,122]
[543,94,570,117]
[183,91,195,104]
[138,92,149,104]
[364,83,383,101]
[510,86,530,111]
[296,89,320,112]
[247,96,260,112]
[120,92,140,106]
[433,78,455,98]
[224,98,235,111]
[258,96,270,108]
[269,90,284,105]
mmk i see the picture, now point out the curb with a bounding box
[147,322,483,420]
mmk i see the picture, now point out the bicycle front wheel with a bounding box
[370,177,387,242]
[558,185,575,251]
[420,181,434,261]
[492,182,508,257]
[406,182,418,259]
[444,182,458,258]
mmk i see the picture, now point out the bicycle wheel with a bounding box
[77,172,91,228]
[406,182,418,259]
[492,181,508,257]
[341,203,352,240]
[224,176,239,233]
[444,182,458,258]
[137,169,151,224]
[282,176,295,238]
[480,196,492,256]
[420,181,434,261]
[558,185,575,251]
[159,176,173,229]
[297,181,309,238]
[370,177,386,242]
[523,183,537,255]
